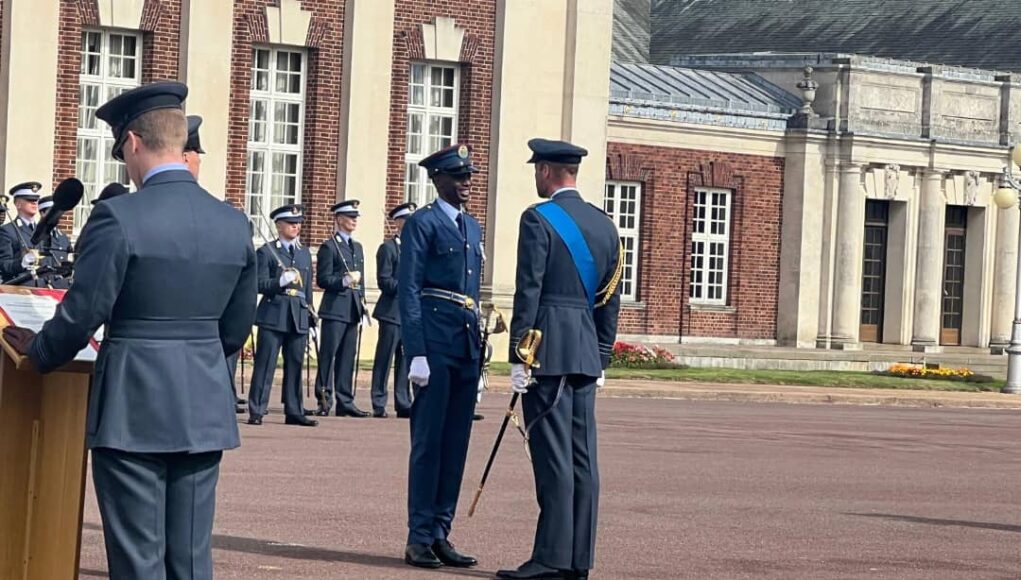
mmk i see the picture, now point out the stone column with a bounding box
[990,205,1019,353]
[830,163,865,349]
[911,169,947,352]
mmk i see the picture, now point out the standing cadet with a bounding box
[496,139,622,580]
[369,201,416,418]
[247,204,318,427]
[313,199,370,417]
[34,194,73,288]
[400,144,483,570]
[3,81,257,580]
[185,114,245,414]
[0,182,45,285]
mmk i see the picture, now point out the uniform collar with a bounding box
[335,230,353,243]
[434,197,461,224]
[550,187,578,200]
[16,214,37,227]
[276,237,301,250]
[142,162,190,185]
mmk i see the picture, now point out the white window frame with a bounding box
[603,180,642,301]
[404,62,460,207]
[246,46,307,239]
[689,187,732,306]
[75,28,141,232]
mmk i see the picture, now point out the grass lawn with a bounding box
[485,363,1004,392]
[298,361,1005,393]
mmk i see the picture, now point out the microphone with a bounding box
[31,178,84,246]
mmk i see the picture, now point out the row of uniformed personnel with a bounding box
[1,79,622,580]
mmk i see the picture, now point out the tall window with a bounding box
[603,181,642,301]
[247,47,306,238]
[405,63,459,207]
[690,188,731,305]
[76,29,140,231]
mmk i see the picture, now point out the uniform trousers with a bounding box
[92,447,222,580]
[370,321,410,414]
[522,374,599,571]
[248,326,306,418]
[406,351,480,545]
[314,319,358,412]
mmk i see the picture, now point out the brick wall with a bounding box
[606,142,784,340]
[385,0,497,239]
[224,0,345,246]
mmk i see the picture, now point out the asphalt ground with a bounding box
[77,387,1021,580]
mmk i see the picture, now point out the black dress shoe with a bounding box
[285,415,318,427]
[337,407,371,418]
[315,408,330,417]
[373,410,389,418]
[236,397,247,405]
[569,571,588,580]
[396,410,411,418]
[303,409,314,416]
[404,543,443,569]
[246,416,262,426]
[473,413,484,421]
[235,404,245,414]
[496,560,565,579]
[431,539,477,568]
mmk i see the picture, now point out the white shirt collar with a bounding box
[335,230,352,243]
[434,197,461,224]
[277,237,298,250]
[17,214,36,226]
[550,187,576,200]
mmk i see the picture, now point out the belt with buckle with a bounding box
[283,288,302,297]
[422,288,476,310]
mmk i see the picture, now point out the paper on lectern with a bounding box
[0,288,101,362]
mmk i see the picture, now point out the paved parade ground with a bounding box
[77,391,1021,580]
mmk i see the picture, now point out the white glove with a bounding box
[596,371,605,388]
[409,356,430,387]
[343,271,362,288]
[511,363,531,394]
[20,252,37,269]
[279,269,298,287]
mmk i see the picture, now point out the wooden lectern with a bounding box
[0,324,94,579]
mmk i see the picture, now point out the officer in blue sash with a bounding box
[314,199,370,417]
[3,81,257,580]
[369,201,416,418]
[34,194,73,288]
[497,139,622,580]
[400,144,483,570]
[247,204,318,427]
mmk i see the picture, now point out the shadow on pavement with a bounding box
[847,513,1021,533]
[83,523,493,577]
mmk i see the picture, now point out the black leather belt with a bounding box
[422,288,476,310]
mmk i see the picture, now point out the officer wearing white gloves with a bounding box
[398,144,484,570]
[246,204,318,427]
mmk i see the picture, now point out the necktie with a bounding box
[456,213,466,240]
[287,245,294,260]
[347,238,354,253]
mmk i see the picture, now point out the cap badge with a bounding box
[457,145,469,159]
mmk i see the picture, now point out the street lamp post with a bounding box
[992,146,1021,393]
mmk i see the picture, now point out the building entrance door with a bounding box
[940,206,967,346]
[859,200,889,343]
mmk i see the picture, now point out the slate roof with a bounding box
[612,0,651,64]
[645,0,1021,72]
[610,62,800,131]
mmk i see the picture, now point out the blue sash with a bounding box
[535,202,598,307]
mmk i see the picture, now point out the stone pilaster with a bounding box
[911,169,947,352]
[990,205,1019,353]
[830,162,865,350]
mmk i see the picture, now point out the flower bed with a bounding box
[877,363,994,384]
[610,342,680,369]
